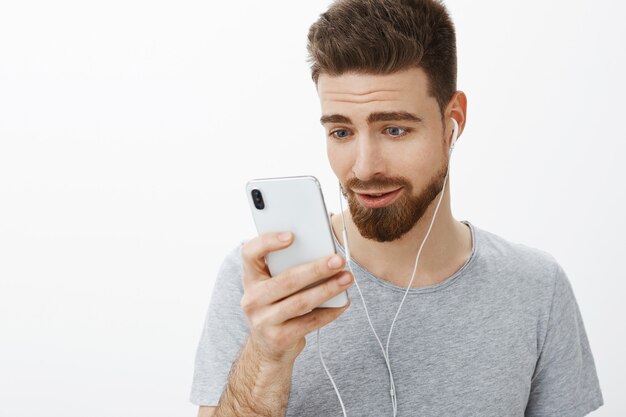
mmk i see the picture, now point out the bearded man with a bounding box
[190,1,603,416]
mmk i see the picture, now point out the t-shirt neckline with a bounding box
[329,214,479,294]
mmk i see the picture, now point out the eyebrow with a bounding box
[320,111,423,125]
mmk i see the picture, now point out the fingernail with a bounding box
[337,272,352,285]
[328,255,343,269]
[278,232,292,242]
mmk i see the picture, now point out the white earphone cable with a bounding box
[317,119,458,417]
[317,327,347,416]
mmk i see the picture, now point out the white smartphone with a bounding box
[245,175,349,308]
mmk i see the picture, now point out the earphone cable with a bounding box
[318,170,448,417]
[317,327,348,417]
[384,163,451,414]
[317,120,458,417]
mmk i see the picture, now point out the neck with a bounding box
[331,182,472,289]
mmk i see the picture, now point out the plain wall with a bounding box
[0,0,624,415]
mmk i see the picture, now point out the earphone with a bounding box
[449,117,458,152]
[317,118,460,417]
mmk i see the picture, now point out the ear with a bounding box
[445,90,467,142]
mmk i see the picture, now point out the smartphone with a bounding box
[245,175,349,308]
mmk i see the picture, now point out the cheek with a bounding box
[384,139,442,179]
[381,139,422,164]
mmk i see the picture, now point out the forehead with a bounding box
[317,67,436,117]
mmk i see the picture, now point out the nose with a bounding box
[352,134,386,181]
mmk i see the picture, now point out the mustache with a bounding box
[344,176,409,192]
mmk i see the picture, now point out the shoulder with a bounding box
[212,240,246,293]
[222,240,245,268]
[469,223,564,305]
[469,223,575,340]
[473,223,560,281]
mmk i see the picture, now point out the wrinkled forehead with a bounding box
[316,67,436,117]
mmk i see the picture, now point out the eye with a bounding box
[385,126,409,137]
[329,129,351,139]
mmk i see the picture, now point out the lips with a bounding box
[355,188,403,208]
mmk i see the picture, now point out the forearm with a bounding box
[214,338,295,417]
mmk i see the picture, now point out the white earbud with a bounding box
[450,118,459,154]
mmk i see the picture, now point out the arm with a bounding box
[195,232,352,416]
[211,338,296,417]
[195,340,291,417]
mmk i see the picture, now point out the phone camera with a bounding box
[251,189,265,210]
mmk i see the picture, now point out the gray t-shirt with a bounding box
[190,220,603,416]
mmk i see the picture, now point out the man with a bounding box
[190,0,603,416]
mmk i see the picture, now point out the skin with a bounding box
[198,231,353,417]
[319,66,472,288]
[197,66,470,416]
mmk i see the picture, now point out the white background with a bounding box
[0,0,624,416]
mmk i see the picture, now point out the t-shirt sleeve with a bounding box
[525,263,603,416]
[190,241,249,406]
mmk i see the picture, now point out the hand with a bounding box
[240,231,353,364]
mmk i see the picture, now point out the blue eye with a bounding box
[329,127,409,140]
[385,127,407,137]
[330,129,350,139]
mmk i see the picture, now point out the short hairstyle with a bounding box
[307,0,457,119]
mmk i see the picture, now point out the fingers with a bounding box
[267,270,354,324]
[241,231,294,284]
[249,299,351,357]
[239,230,354,363]
[281,299,351,338]
[257,253,347,306]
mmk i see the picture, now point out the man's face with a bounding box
[318,67,450,242]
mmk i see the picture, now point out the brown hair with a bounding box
[307,0,457,118]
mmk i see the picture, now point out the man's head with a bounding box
[308,0,457,123]
[307,0,467,242]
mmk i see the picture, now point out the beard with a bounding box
[342,160,449,243]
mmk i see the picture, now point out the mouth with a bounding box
[354,187,403,208]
